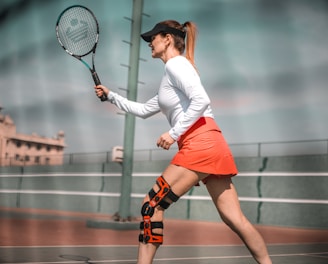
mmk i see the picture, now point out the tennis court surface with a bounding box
[1,207,327,263]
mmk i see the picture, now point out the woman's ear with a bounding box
[165,34,173,46]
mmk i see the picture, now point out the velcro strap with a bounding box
[148,189,156,199]
[166,190,179,202]
[139,219,164,244]
[158,200,170,209]
[139,221,164,230]
[148,189,170,209]
[139,233,163,244]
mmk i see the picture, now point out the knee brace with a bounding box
[139,175,179,244]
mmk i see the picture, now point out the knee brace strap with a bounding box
[148,176,179,209]
[139,221,163,244]
[139,176,179,244]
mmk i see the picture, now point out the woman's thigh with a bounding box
[143,164,208,222]
[157,164,208,197]
[205,177,244,224]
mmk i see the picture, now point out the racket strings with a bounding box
[57,7,98,56]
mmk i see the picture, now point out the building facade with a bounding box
[0,107,65,167]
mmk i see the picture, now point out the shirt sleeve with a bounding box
[107,91,161,119]
[166,59,211,140]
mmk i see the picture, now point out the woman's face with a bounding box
[148,34,168,59]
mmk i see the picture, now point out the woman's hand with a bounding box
[157,132,175,150]
[94,85,109,99]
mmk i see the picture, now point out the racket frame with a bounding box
[56,5,106,101]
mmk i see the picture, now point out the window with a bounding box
[15,154,20,160]
[37,144,42,150]
[35,156,40,163]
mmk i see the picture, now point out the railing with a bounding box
[133,138,328,161]
[0,171,327,228]
[229,138,328,157]
[1,139,327,167]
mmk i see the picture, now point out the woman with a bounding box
[95,20,272,264]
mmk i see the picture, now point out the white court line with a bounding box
[239,172,328,177]
[1,243,326,248]
[0,189,121,197]
[303,252,328,259]
[1,252,328,264]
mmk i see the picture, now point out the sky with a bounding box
[0,0,327,154]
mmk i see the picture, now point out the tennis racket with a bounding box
[56,5,107,101]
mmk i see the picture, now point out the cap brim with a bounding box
[141,23,165,42]
[140,31,153,42]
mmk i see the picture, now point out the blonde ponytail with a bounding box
[183,21,197,69]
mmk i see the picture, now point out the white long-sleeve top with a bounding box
[107,55,214,140]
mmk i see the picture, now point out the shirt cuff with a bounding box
[169,128,179,141]
[107,91,116,104]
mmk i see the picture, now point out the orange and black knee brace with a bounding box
[139,175,179,244]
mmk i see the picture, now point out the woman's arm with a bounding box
[166,60,211,140]
[95,85,161,119]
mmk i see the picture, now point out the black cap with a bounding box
[141,23,185,42]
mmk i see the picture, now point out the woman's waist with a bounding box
[178,117,221,145]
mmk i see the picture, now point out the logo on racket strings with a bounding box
[66,19,88,43]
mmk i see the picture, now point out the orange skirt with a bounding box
[171,117,238,184]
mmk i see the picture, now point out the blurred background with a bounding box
[0,0,327,154]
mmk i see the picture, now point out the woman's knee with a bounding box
[220,211,250,233]
[139,175,180,244]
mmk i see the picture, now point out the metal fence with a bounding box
[1,139,327,167]
[229,138,328,157]
[66,138,328,163]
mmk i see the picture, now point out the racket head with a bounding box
[56,5,99,57]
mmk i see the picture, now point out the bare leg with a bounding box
[137,164,207,264]
[206,177,272,264]
[136,207,162,264]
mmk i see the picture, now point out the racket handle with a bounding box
[92,71,107,102]
[92,71,101,85]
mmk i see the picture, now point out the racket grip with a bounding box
[92,71,107,102]
[92,71,101,85]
